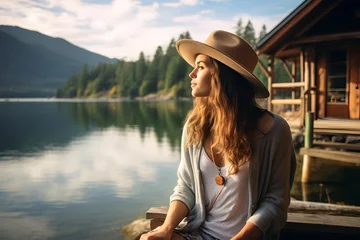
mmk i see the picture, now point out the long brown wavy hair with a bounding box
[185,57,265,174]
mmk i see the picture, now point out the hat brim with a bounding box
[176,39,269,98]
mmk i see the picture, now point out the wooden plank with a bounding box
[272,99,302,105]
[257,59,270,78]
[275,48,301,59]
[290,200,360,216]
[314,129,360,135]
[299,148,360,164]
[313,141,360,151]
[281,59,295,82]
[314,120,360,131]
[146,206,168,220]
[286,213,360,234]
[289,32,360,46]
[147,201,360,220]
[272,82,305,89]
[147,203,360,234]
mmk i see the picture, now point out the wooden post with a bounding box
[268,55,274,112]
[292,59,296,112]
[310,49,316,116]
[304,49,311,113]
[300,50,305,127]
[301,182,309,202]
[302,112,314,183]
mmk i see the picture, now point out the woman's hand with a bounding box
[140,226,172,240]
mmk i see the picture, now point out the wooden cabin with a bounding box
[255,0,360,183]
[256,0,360,123]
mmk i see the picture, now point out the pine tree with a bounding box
[235,18,245,38]
[139,46,164,96]
[258,24,267,43]
[135,52,147,87]
[77,64,88,97]
[243,20,256,46]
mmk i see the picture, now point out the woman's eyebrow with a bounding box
[195,60,207,66]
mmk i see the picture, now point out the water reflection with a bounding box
[0,101,192,155]
[0,101,194,240]
[0,128,178,203]
[61,101,192,150]
[1,100,359,240]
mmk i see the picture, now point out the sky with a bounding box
[0,0,304,60]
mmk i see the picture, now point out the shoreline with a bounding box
[0,96,192,102]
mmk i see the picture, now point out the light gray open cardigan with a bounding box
[170,113,297,240]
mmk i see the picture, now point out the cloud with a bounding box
[0,0,161,59]
[0,0,287,60]
[172,11,281,41]
[163,0,201,7]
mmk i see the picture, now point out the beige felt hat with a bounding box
[176,30,269,98]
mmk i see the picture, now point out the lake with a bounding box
[1,100,359,240]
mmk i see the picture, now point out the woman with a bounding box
[141,30,296,240]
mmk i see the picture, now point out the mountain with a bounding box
[0,25,117,66]
[0,25,118,97]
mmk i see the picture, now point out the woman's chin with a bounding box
[191,91,209,98]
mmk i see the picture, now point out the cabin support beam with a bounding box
[267,55,274,111]
[291,59,297,112]
[300,50,305,127]
[258,58,270,78]
[302,112,314,183]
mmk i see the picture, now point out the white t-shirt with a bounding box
[199,147,249,240]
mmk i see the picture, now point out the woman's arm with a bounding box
[246,119,297,235]
[160,200,190,235]
[140,200,189,240]
[230,222,263,240]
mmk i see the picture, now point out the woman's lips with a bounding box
[191,82,197,88]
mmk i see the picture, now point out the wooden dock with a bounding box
[313,119,360,135]
[146,200,360,239]
[299,113,360,182]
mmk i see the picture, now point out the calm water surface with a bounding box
[0,101,359,240]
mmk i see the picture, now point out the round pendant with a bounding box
[215,175,225,185]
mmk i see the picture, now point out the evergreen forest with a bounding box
[56,19,291,99]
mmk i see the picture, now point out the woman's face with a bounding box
[189,54,213,97]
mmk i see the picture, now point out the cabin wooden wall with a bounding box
[349,45,360,119]
[317,50,326,118]
[316,44,360,120]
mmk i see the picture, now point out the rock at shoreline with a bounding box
[121,218,150,240]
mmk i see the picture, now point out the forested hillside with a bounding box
[57,19,291,99]
[0,25,116,97]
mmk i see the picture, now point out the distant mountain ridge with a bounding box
[0,25,117,66]
[0,25,118,97]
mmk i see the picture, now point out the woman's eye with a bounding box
[198,66,204,70]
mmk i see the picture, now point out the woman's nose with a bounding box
[189,69,196,79]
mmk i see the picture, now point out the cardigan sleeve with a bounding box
[247,119,297,234]
[169,122,196,212]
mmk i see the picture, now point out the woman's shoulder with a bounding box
[257,111,290,136]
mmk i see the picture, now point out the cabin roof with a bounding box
[255,0,360,58]
[255,0,312,52]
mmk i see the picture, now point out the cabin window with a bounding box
[327,49,348,104]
